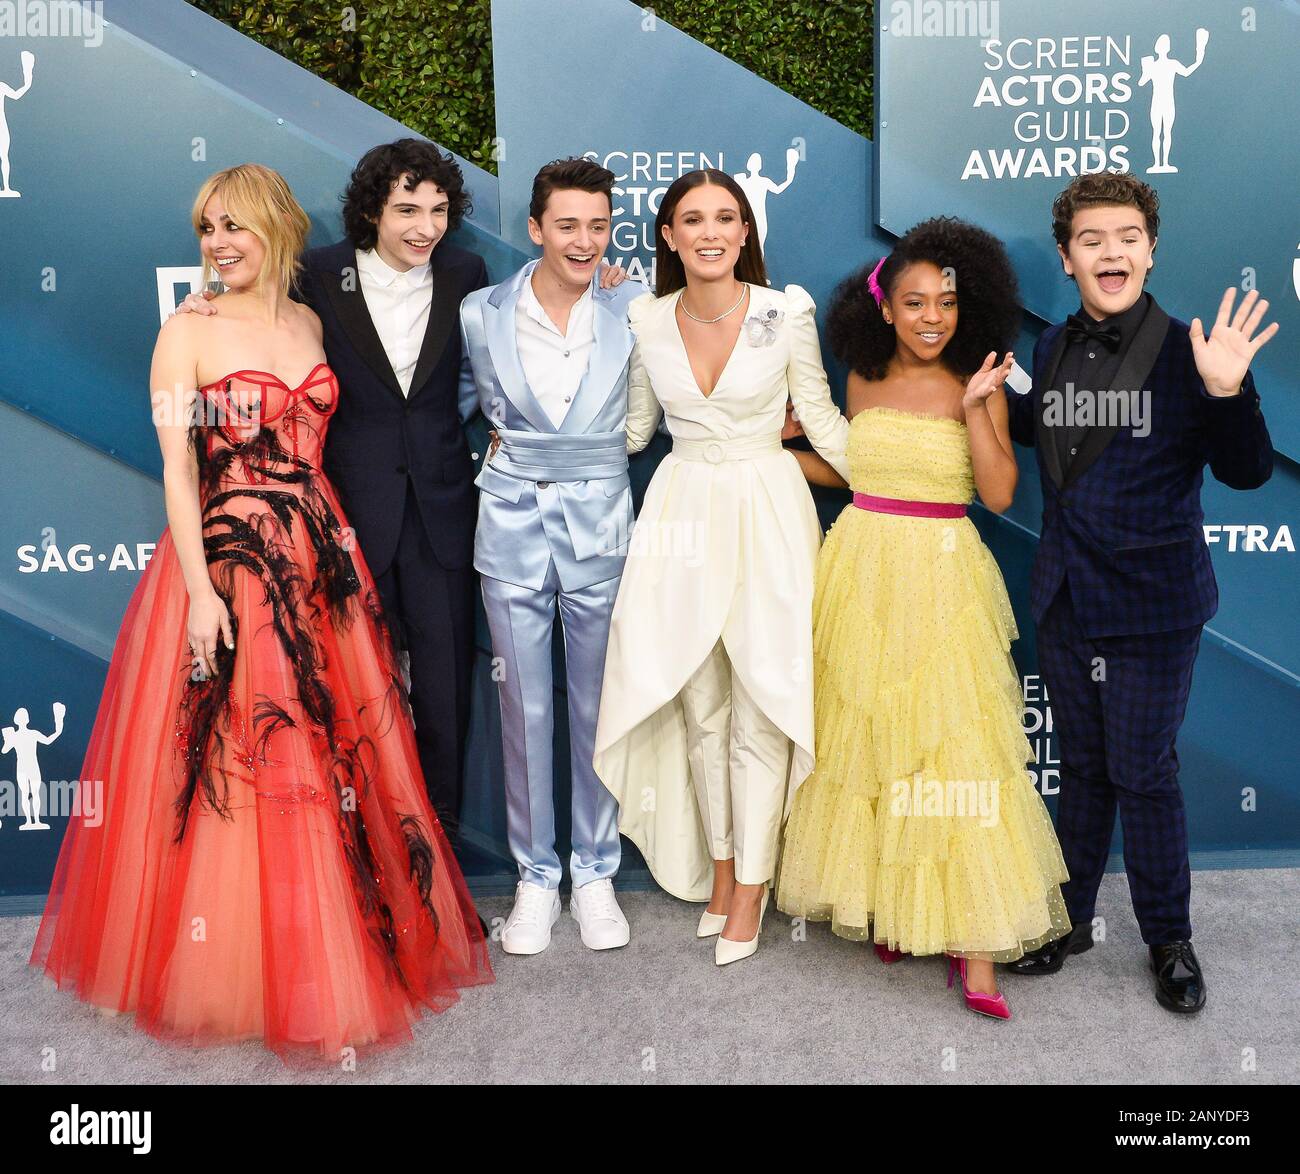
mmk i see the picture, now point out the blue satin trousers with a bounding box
[481,561,622,890]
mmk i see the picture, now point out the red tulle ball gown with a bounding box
[30,363,492,1062]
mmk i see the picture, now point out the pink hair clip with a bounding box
[866,256,887,306]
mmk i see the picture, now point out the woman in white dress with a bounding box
[593,169,850,965]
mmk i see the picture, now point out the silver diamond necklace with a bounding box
[680,283,747,324]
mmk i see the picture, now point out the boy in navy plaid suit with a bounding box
[1005,173,1277,1013]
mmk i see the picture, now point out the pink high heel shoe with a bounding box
[947,954,1011,1020]
[874,942,905,965]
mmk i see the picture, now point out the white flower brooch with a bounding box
[743,307,783,347]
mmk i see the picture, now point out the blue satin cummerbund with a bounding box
[489,428,629,483]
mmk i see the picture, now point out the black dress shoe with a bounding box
[1150,941,1206,1014]
[1005,921,1094,975]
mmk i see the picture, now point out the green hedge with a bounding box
[189,0,874,173]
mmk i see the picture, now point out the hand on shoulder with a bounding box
[158,302,205,344]
[170,287,221,320]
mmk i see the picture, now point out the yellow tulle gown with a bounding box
[776,406,1071,961]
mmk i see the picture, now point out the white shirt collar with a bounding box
[356,246,431,289]
[521,267,594,334]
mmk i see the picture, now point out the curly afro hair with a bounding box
[341,138,472,251]
[827,217,1020,382]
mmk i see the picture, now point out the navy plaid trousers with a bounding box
[1037,581,1202,943]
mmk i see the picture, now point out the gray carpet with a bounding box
[3,868,1296,1084]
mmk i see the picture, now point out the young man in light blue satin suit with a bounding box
[458,158,647,955]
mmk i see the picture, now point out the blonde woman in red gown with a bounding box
[29,164,492,1063]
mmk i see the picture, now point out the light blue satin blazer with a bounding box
[458,261,648,592]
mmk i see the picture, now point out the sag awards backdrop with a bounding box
[0,0,1296,913]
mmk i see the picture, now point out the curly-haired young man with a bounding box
[1005,172,1278,1013]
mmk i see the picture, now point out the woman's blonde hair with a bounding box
[190,163,310,295]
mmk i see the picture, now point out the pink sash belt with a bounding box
[852,491,967,519]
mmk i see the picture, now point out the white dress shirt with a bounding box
[355,247,433,396]
[515,273,596,429]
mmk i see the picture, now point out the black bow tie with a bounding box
[1066,315,1122,351]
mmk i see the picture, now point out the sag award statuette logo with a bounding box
[732,149,800,251]
[0,49,35,197]
[963,27,1210,181]
[1139,28,1209,173]
[2,701,64,831]
[584,144,802,284]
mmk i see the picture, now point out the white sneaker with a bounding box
[569,877,630,950]
[501,881,561,955]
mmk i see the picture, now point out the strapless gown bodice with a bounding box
[847,405,974,503]
[196,362,338,480]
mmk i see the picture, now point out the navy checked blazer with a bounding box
[1008,296,1273,638]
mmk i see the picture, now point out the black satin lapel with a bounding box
[1036,327,1069,489]
[407,266,462,401]
[1063,300,1170,488]
[1110,298,1169,407]
[317,261,404,401]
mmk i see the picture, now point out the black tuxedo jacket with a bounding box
[296,238,489,575]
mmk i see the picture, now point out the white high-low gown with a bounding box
[593,283,850,901]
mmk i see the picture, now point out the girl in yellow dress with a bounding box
[777,217,1070,1017]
